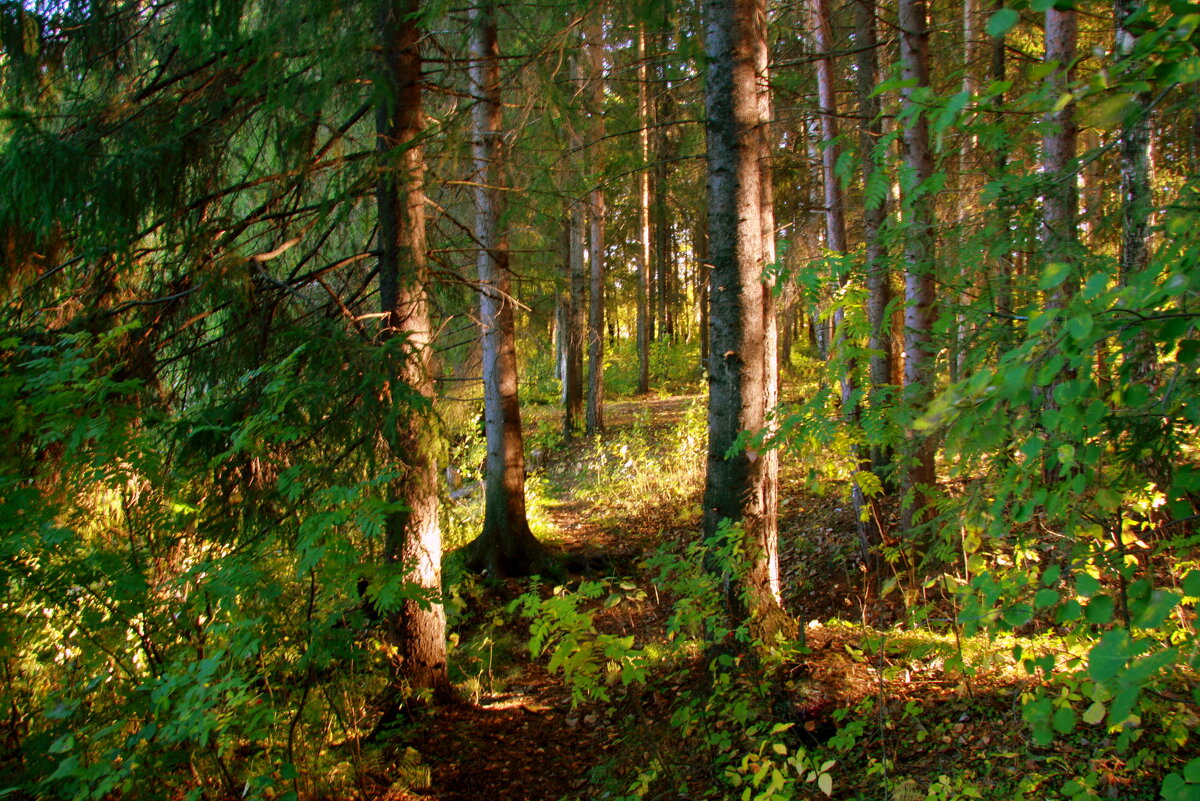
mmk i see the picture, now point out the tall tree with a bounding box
[854,0,893,476]
[898,0,938,532]
[466,0,545,575]
[586,9,606,434]
[1041,6,1078,300]
[637,24,652,395]
[375,0,450,697]
[703,0,783,623]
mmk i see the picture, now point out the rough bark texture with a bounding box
[1116,0,1151,289]
[564,197,585,435]
[1041,7,1078,303]
[466,0,544,576]
[899,0,937,532]
[854,0,893,477]
[374,0,449,696]
[703,0,782,622]
[563,57,586,436]
[585,12,605,434]
[637,27,652,395]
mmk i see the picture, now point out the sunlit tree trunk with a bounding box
[374,0,449,697]
[637,26,652,395]
[1041,7,1078,302]
[467,0,544,575]
[898,0,937,533]
[586,11,605,434]
[704,0,783,624]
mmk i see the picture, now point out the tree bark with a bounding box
[585,11,605,434]
[637,26,652,395]
[1041,7,1078,302]
[374,0,449,696]
[466,0,544,576]
[854,0,893,478]
[562,57,586,437]
[703,0,783,624]
[898,0,937,533]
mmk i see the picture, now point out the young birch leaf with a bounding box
[987,8,1020,37]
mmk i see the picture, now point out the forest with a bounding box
[1,0,1199,797]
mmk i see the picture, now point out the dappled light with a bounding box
[2,0,1199,798]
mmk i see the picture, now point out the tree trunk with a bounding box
[898,0,937,533]
[1116,0,1151,289]
[466,0,545,576]
[374,0,449,697]
[637,26,652,395]
[563,57,586,437]
[811,0,873,561]
[703,0,783,625]
[854,0,893,478]
[586,11,605,434]
[1042,7,1078,302]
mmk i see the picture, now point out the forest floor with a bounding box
[365,394,1174,801]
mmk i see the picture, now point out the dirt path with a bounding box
[379,398,689,801]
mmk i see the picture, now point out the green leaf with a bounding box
[1056,599,1083,622]
[1085,595,1114,624]
[1053,705,1076,735]
[1088,630,1130,683]
[1184,758,1200,784]
[1182,570,1200,598]
[819,772,833,796]
[1076,573,1101,597]
[1065,313,1093,341]
[1177,340,1200,363]
[1040,261,1072,290]
[1042,565,1062,586]
[1082,701,1106,725]
[987,7,1020,37]
[1035,589,1060,609]
[1174,57,1200,83]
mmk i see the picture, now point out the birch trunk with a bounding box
[898,0,937,533]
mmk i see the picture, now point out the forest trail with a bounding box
[381,396,699,801]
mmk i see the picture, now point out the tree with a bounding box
[466,0,545,576]
[702,0,782,623]
[374,0,450,698]
[853,0,894,477]
[586,9,606,434]
[636,24,652,395]
[897,0,937,533]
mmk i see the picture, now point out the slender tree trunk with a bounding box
[654,31,672,343]
[811,0,873,560]
[1116,0,1151,289]
[989,0,1015,352]
[586,11,605,434]
[854,0,893,479]
[374,0,449,697]
[703,0,783,626]
[1042,7,1078,301]
[562,57,586,436]
[697,205,710,375]
[898,0,937,533]
[467,0,544,576]
[637,26,652,395]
